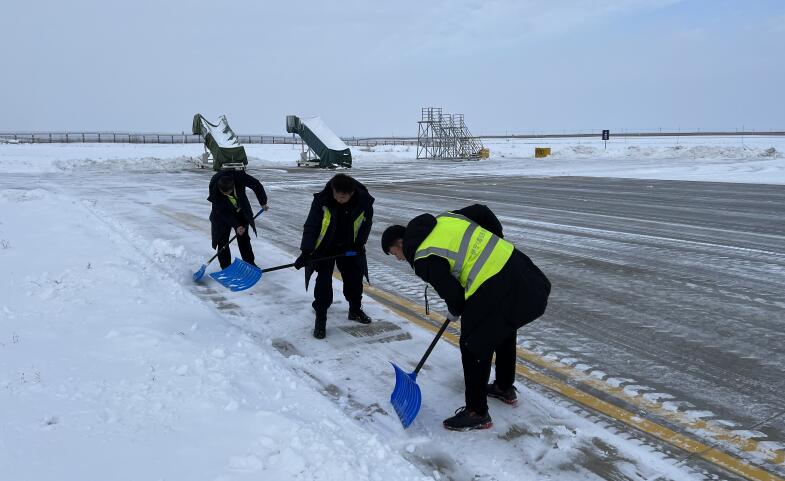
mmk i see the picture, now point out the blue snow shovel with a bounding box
[209,259,263,291]
[192,209,264,283]
[211,250,358,292]
[390,317,452,428]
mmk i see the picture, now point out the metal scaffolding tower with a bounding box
[417,107,485,160]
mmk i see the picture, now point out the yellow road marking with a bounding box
[360,283,785,481]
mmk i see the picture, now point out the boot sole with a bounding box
[488,393,518,406]
[443,420,493,432]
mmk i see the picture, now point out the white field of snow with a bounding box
[1,135,784,184]
[1,138,783,480]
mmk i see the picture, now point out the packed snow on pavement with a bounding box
[2,138,783,480]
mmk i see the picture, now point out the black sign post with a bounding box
[602,129,610,149]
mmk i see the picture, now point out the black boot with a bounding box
[443,407,493,431]
[348,307,371,324]
[487,381,518,406]
[313,310,327,339]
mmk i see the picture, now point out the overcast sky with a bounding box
[1,0,783,136]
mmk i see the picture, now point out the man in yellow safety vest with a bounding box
[381,204,550,431]
[295,174,374,339]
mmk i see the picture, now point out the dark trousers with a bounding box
[211,222,254,269]
[312,256,363,315]
[461,330,517,415]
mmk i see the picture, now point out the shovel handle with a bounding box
[413,317,451,376]
[206,209,265,264]
[261,251,357,274]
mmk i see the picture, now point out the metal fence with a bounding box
[0,131,419,147]
[479,130,785,139]
[1,130,783,146]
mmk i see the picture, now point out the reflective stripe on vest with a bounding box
[315,206,331,249]
[226,189,240,212]
[414,212,514,299]
[353,212,365,242]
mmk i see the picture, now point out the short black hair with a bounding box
[218,176,235,193]
[381,225,407,255]
[330,173,356,194]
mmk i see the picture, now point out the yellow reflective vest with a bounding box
[226,191,239,211]
[314,206,366,250]
[414,212,514,299]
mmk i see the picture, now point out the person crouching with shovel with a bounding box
[381,204,550,431]
[208,170,268,270]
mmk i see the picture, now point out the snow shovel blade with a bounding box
[192,264,207,282]
[390,362,422,428]
[209,259,262,292]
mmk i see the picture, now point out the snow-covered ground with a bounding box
[2,138,783,480]
[0,188,430,481]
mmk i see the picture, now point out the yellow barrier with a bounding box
[535,147,551,158]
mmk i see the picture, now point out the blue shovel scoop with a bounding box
[193,209,264,283]
[207,251,357,292]
[390,317,452,428]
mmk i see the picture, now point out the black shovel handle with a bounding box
[261,251,357,274]
[413,317,452,376]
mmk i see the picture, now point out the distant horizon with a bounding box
[1,125,784,138]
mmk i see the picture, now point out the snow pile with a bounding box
[366,144,415,154]
[548,143,781,160]
[480,136,785,162]
[0,187,48,203]
[149,238,187,263]
[0,143,206,173]
[53,155,197,172]
[0,189,433,481]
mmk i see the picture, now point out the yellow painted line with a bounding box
[361,283,785,481]
[363,283,775,451]
[511,346,777,456]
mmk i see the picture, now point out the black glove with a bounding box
[294,252,310,270]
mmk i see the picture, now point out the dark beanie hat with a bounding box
[381,225,407,254]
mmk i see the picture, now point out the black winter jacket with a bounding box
[403,204,551,358]
[300,179,374,288]
[300,180,374,253]
[208,170,267,235]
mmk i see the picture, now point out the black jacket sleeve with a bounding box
[355,204,373,247]
[454,204,504,238]
[300,198,323,252]
[414,257,465,316]
[241,172,267,206]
